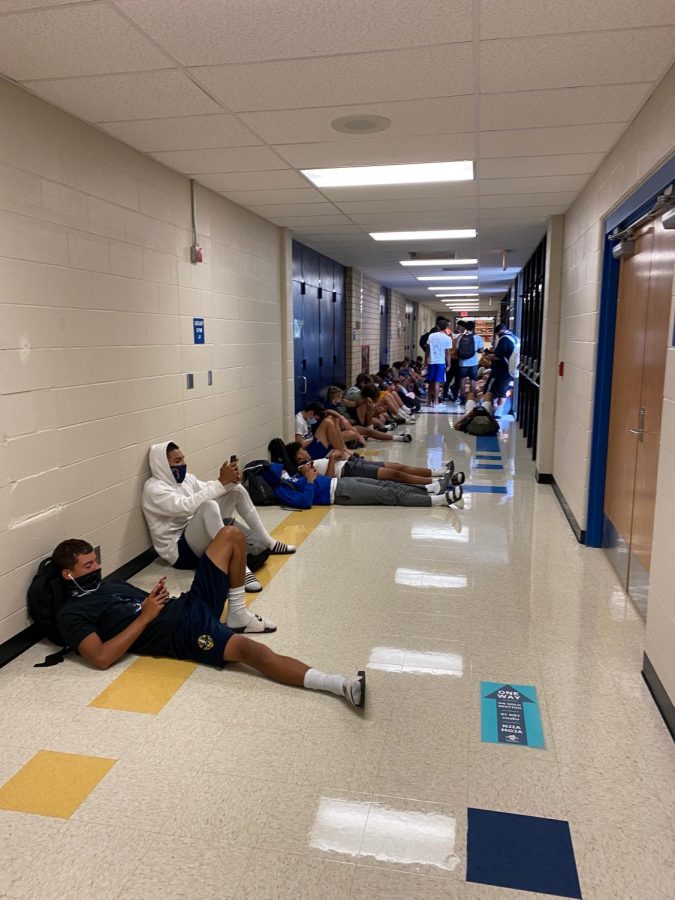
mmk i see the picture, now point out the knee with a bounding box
[215,524,246,549]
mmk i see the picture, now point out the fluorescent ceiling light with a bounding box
[416,275,478,281]
[426,285,478,291]
[371,229,476,241]
[400,258,477,267]
[301,160,473,188]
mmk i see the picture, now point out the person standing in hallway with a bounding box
[426,318,454,407]
[484,322,519,418]
[457,320,484,401]
[141,442,295,620]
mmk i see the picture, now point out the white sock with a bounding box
[431,468,445,477]
[425,481,441,494]
[430,494,446,507]
[303,668,346,697]
[225,586,248,627]
[483,400,493,414]
[466,399,477,413]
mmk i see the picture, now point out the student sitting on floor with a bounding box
[263,445,464,509]
[340,384,412,443]
[326,385,407,443]
[294,402,363,458]
[141,442,294,618]
[52,535,365,707]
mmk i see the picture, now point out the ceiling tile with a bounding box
[24,69,221,121]
[189,44,473,111]
[220,188,325,206]
[239,96,475,145]
[481,123,624,158]
[480,84,652,131]
[247,202,341,217]
[0,3,172,79]
[200,171,309,192]
[480,29,675,93]
[479,192,577,208]
[149,146,285,174]
[320,182,476,202]
[333,196,477,214]
[479,154,604,179]
[115,0,472,65]
[480,0,675,39]
[288,225,365,236]
[98,115,262,152]
[273,132,475,169]
[479,174,588,195]
[269,214,352,226]
[479,206,568,220]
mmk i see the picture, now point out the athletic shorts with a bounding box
[171,553,235,668]
[342,458,384,479]
[486,374,512,399]
[174,518,236,570]
[459,365,478,381]
[427,363,446,383]
[306,436,330,459]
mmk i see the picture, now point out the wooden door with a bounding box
[630,219,675,572]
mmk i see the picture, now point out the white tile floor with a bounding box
[1,410,674,899]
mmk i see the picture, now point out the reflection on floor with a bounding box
[0,414,673,899]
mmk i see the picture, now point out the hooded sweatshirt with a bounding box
[141,441,227,564]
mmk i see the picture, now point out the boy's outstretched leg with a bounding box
[223,635,365,708]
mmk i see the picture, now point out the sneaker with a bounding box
[445,459,455,477]
[445,484,464,507]
[343,671,366,708]
[270,540,296,555]
[401,433,413,443]
[452,471,466,486]
[244,571,263,592]
[438,470,453,494]
[229,611,277,634]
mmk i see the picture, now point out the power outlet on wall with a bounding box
[186,374,194,389]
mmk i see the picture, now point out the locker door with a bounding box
[319,285,335,396]
[293,280,306,413]
[302,285,321,401]
[333,289,346,386]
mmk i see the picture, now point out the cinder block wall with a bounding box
[345,268,381,381]
[0,79,290,643]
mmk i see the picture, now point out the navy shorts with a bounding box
[306,436,329,460]
[174,531,200,569]
[459,365,478,381]
[171,554,236,668]
[427,363,446,383]
[486,374,512,399]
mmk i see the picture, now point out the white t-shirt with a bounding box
[312,457,347,478]
[427,330,453,365]
[295,412,311,439]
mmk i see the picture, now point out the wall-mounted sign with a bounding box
[193,317,205,344]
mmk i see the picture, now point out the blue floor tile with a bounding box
[467,808,582,898]
[476,435,501,452]
[474,464,504,470]
[476,454,502,460]
[464,485,508,494]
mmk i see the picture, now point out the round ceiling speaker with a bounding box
[330,114,392,135]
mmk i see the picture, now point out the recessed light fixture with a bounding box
[416,275,478,281]
[330,114,392,135]
[427,286,478,292]
[302,160,473,188]
[399,258,478,267]
[371,229,476,241]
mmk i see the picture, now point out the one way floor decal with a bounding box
[480,682,545,749]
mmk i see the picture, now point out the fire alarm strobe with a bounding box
[190,244,203,264]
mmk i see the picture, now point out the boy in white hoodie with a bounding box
[141,441,295,633]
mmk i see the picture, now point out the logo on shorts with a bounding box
[197,634,214,651]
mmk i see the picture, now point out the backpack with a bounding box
[242,460,277,506]
[27,557,68,646]
[506,335,521,379]
[463,408,500,436]
[457,332,476,360]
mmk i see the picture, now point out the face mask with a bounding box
[69,569,102,595]
[308,418,318,426]
[171,464,187,484]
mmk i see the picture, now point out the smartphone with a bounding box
[230,454,238,463]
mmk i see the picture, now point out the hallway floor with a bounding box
[0,412,673,899]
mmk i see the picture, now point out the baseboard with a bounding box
[642,653,675,742]
[551,477,586,544]
[0,545,158,671]
[535,470,553,484]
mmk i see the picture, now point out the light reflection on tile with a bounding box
[410,524,470,542]
[395,568,468,589]
[359,801,460,873]
[368,645,464,676]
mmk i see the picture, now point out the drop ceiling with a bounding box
[2,0,674,312]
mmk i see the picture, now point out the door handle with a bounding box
[629,407,645,439]
[300,376,307,394]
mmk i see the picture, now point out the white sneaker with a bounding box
[228,610,277,634]
[343,671,366,708]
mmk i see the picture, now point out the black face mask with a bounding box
[69,569,102,594]
[171,464,187,484]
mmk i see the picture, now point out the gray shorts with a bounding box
[342,458,384,479]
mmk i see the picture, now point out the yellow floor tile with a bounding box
[89,657,197,714]
[253,507,330,591]
[0,750,115,819]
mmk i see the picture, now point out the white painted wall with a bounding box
[0,79,290,643]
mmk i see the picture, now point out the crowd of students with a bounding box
[47,320,518,715]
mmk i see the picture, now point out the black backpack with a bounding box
[27,557,68,646]
[242,459,277,506]
[457,332,476,360]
